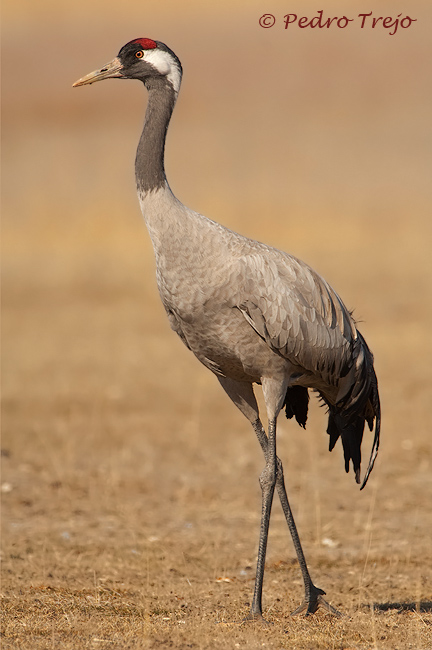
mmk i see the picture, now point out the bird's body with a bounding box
[144,186,349,391]
[74,38,380,620]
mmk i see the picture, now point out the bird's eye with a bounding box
[135,51,144,59]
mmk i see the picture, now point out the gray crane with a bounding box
[73,38,380,621]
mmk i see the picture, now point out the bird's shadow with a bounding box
[367,601,432,614]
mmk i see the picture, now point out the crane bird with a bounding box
[73,39,380,621]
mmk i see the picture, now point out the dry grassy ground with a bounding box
[2,1,432,648]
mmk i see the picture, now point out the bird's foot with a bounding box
[291,584,343,617]
[242,611,272,626]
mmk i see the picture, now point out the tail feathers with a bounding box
[283,385,309,429]
[283,332,380,489]
[325,331,381,489]
[327,412,364,483]
[360,395,380,490]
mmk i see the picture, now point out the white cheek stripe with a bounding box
[144,49,182,94]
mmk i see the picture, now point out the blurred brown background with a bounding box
[2,1,432,648]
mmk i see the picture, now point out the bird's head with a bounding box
[73,38,182,94]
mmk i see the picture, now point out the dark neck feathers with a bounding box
[135,78,177,194]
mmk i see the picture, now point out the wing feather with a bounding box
[236,251,354,387]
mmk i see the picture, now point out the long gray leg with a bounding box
[253,419,341,617]
[245,417,278,620]
[216,377,274,620]
[216,377,341,618]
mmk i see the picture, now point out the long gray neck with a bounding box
[135,79,177,194]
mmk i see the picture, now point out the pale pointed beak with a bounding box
[73,57,124,87]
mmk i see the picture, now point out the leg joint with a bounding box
[259,463,277,492]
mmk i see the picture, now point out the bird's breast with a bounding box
[163,292,290,383]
